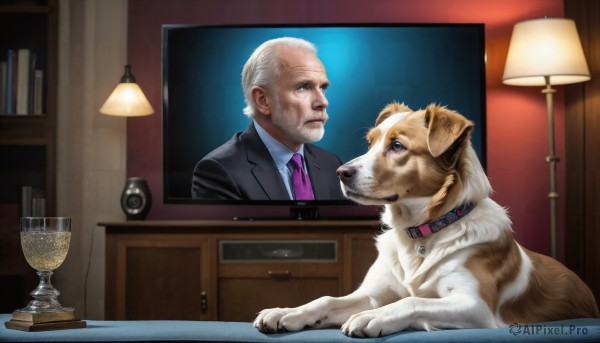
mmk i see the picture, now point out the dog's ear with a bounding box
[425,105,475,220]
[375,102,412,127]
[425,104,474,159]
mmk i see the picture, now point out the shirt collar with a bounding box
[254,120,305,169]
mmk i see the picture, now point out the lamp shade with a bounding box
[100,65,154,116]
[502,18,590,86]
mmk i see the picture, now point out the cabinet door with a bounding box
[110,236,213,320]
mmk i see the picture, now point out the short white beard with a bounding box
[271,100,326,145]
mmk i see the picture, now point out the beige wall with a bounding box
[54,0,128,320]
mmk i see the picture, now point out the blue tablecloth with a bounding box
[1,314,600,342]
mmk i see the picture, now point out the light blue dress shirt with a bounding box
[254,120,306,200]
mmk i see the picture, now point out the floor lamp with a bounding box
[502,18,590,259]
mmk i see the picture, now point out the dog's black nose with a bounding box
[337,165,356,181]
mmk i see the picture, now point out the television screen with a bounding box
[162,24,486,211]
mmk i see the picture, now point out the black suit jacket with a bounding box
[192,123,345,200]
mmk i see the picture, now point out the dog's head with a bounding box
[337,102,491,221]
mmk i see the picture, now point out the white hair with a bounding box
[241,37,317,118]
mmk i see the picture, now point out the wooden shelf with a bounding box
[0,6,50,14]
[0,0,57,314]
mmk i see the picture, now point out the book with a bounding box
[33,69,43,115]
[11,310,76,323]
[28,52,37,114]
[0,61,6,114]
[16,48,30,115]
[6,50,14,114]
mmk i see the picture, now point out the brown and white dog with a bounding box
[254,102,599,337]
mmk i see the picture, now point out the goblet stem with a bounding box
[21,270,63,312]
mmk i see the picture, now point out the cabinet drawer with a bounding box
[218,240,342,321]
[218,278,338,322]
[219,240,337,263]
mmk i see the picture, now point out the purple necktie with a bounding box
[289,153,314,200]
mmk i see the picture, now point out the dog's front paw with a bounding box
[254,308,288,333]
[341,311,380,338]
[341,310,405,338]
[253,307,323,334]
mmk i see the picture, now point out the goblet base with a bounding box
[5,308,86,332]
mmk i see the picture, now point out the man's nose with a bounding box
[313,89,328,110]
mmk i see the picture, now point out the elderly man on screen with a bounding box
[191,37,345,201]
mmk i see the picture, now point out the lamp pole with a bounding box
[543,75,559,259]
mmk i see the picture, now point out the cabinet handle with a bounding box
[268,270,292,280]
[200,291,208,313]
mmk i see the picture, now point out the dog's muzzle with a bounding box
[336,164,399,204]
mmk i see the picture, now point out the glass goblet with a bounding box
[19,217,72,314]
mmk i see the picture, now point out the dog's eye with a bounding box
[390,141,406,152]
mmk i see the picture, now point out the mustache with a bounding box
[306,111,329,122]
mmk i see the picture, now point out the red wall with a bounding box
[127,0,566,258]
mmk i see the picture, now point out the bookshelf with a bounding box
[0,0,58,312]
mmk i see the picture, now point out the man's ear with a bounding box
[251,86,271,116]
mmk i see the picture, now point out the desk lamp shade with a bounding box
[502,18,590,86]
[100,65,154,116]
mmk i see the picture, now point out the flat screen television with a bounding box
[162,23,486,219]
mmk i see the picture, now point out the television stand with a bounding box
[290,205,319,220]
[101,219,381,321]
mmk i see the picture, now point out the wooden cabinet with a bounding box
[0,0,58,313]
[102,220,380,321]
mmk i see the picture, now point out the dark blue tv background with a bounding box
[163,24,486,201]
